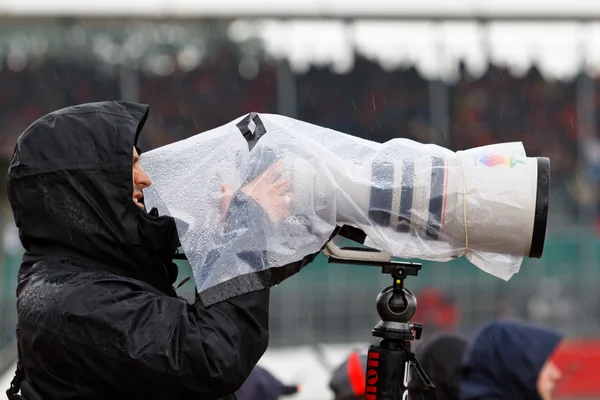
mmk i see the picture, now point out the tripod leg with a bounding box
[365,340,411,400]
[410,353,437,393]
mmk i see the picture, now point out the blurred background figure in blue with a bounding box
[461,319,564,400]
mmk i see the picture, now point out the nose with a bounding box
[553,368,563,380]
[550,364,563,381]
[134,167,152,189]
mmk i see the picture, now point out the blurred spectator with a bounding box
[412,287,460,337]
[236,365,300,400]
[461,319,564,400]
[409,332,469,400]
[328,349,367,400]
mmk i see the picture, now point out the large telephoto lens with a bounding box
[362,155,550,259]
[281,139,551,270]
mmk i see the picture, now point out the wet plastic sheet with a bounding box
[141,113,536,305]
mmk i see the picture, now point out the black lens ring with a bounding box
[529,157,550,258]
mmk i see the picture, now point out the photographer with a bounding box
[5,101,295,399]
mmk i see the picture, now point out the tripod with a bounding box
[366,262,435,399]
[324,236,436,400]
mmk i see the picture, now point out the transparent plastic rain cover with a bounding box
[141,113,537,305]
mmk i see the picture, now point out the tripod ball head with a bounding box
[376,286,417,323]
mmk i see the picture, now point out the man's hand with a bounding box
[220,160,291,226]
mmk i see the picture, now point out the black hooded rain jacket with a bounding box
[6,101,274,400]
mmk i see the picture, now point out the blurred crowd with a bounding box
[0,42,593,223]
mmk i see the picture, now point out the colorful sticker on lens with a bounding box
[478,155,525,168]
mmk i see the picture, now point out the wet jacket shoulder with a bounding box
[17,256,269,400]
[7,101,270,400]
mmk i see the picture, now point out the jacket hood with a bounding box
[460,319,563,400]
[7,101,180,292]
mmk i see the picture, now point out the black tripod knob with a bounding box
[376,286,417,323]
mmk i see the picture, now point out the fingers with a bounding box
[243,160,285,192]
[269,159,286,172]
[237,159,294,226]
[263,159,286,182]
[244,160,289,193]
[219,184,233,218]
[267,160,290,192]
[272,177,291,192]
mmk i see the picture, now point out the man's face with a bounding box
[537,360,562,400]
[132,147,152,209]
